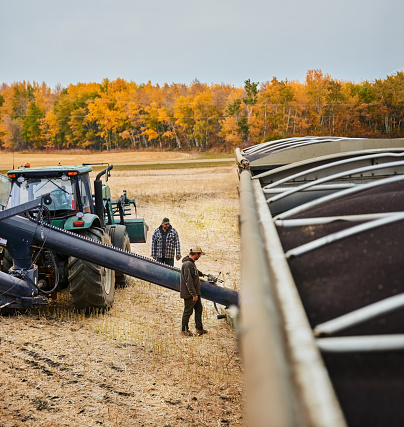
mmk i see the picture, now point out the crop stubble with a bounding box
[0,164,243,426]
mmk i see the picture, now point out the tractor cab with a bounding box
[0,162,149,311]
[3,163,147,243]
[6,164,93,218]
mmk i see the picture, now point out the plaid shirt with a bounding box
[151,225,181,259]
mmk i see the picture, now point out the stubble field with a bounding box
[0,152,243,426]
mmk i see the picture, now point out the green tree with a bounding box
[22,101,45,148]
[243,79,259,141]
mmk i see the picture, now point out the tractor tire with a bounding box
[68,227,115,311]
[0,248,13,273]
[107,225,131,288]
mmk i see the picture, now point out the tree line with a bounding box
[0,69,403,152]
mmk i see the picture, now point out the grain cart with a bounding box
[0,164,239,313]
[0,163,147,310]
[236,137,404,427]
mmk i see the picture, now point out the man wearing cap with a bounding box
[151,218,181,266]
[180,246,208,337]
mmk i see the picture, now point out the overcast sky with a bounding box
[1,0,403,90]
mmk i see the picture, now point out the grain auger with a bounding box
[0,163,239,312]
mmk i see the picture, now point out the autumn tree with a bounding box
[190,89,220,149]
[257,77,295,140]
[1,73,403,151]
[85,78,136,150]
[0,82,35,150]
[219,87,245,148]
[373,72,404,136]
[174,95,196,149]
[304,69,332,134]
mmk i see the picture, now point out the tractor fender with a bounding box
[64,213,102,231]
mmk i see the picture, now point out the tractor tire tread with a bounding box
[68,227,115,311]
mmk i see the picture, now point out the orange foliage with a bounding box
[1,71,403,151]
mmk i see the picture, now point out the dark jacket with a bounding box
[180,256,203,299]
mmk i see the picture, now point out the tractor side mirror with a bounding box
[43,195,52,205]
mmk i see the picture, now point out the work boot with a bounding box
[181,330,194,337]
[196,329,208,336]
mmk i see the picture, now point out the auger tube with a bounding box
[0,215,239,308]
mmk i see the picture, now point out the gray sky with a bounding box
[1,0,403,89]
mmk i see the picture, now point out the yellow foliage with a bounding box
[141,128,159,140]
[220,117,243,147]
[1,72,403,150]
[162,130,176,140]
[158,108,171,123]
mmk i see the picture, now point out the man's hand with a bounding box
[193,295,198,302]
[176,256,181,261]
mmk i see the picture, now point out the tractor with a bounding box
[0,162,148,311]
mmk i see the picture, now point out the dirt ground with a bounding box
[0,165,243,426]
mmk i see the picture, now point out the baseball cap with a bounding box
[162,217,170,224]
[190,245,205,255]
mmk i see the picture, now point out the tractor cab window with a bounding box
[77,173,93,213]
[0,174,12,210]
[8,176,76,213]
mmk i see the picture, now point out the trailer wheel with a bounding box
[107,225,131,288]
[115,231,131,287]
[68,227,115,311]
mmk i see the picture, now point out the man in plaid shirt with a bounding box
[151,217,181,266]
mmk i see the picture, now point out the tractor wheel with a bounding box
[68,227,115,311]
[107,225,131,287]
[0,248,13,273]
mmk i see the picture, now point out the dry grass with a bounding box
[0,150,231,170]
[0,164,243,426]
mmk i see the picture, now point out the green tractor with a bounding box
[0,163,148,310]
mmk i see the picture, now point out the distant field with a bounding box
[0,150,234,172]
